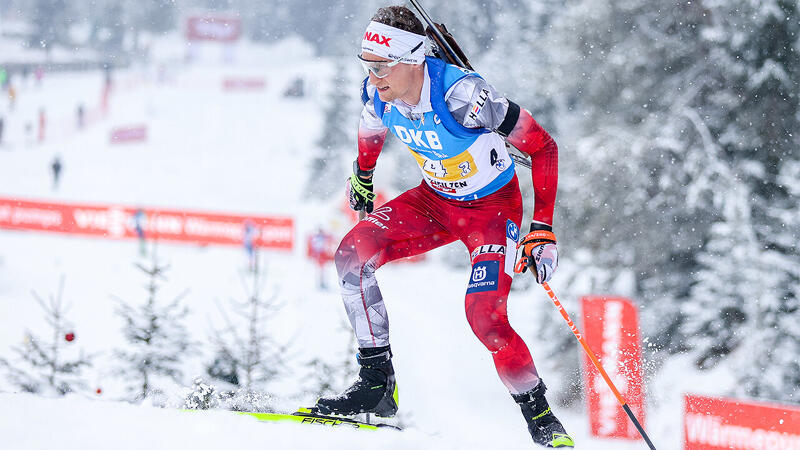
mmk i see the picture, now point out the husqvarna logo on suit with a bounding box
[393,125,443,150]
[467,261,499,293]
[473,265,487,282]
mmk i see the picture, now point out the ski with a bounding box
[239,408,402,431]
[186,408,402,431]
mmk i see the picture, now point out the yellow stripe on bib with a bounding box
[409,148,479,182]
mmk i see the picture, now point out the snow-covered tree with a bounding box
[681,0,800,402]
[536,0,799,402]
[206,259,286,394]
[304,61,355,199]
[301,319,357,399]
[0,276,92,395]
[27,0,72,51]
[113,254,195,402]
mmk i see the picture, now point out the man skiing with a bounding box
[315,6,573,448]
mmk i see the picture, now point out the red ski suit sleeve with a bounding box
[505,109,558,227]
[357,128,387,173]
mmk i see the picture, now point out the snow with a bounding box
[0,34,729,449]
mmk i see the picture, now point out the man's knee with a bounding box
[335,227,380,287]
[466,294,515,352]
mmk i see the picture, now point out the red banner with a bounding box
[581,296,645,440]
[684,394,800,449]
[110,125,148,144]
[186,16,242,42]
[223,78,266,91]
[0,197,293,250]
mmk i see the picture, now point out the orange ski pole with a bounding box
[541,281,656,449]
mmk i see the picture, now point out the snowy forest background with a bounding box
[0,0,798,411]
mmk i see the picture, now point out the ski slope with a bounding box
[0,36,714,449]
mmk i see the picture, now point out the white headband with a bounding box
[362,21,426,65]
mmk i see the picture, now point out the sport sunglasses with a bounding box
[357,41,424,78]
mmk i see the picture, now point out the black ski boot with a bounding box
[314,346,398,417]
[512,380,575,448]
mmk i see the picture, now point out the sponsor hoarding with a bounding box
[186,16,242,42]
[110,125,148,143]
[0,197,293,250]
[222,78,266,91]
[581,295,645,440]
[684,394,800,450]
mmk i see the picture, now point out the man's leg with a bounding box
[315,185,455,416]
[454,180,574,447]
[460,222,540,393]
[335,186,455,348]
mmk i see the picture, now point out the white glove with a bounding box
[514,229,558,284]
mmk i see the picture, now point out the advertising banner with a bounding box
[186,16,242,42]
[581,295,645,440]
[110,125,148,143]
[684,394,800,450]
[222,78,266,91]
[0,197,293,250]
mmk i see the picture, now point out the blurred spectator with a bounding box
[0,116,4,146]
[104,65,113,89]
[133,209,147,256]
[101,83,110,115]
[243,220,258,272]
[8,84,16,111]
[51,155,62,190]
[24,122,33,147]
[38,109,46,143]
[34,67,43,86]
[306,227,335,290]
[0,68,7,89]
[76,104,85,130]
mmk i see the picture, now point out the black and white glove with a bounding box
[346,160,376,214]
[514,224,558,284]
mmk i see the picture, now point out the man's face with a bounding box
[361,52,419,103]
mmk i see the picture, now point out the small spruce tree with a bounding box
[205,258,286,402]
[0,275,92,395]
[113,251,195,403]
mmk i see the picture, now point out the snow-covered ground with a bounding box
[0,36,719,449]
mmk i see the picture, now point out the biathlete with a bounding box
[314,6,573,448]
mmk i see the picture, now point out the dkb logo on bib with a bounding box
[393,125,442,150]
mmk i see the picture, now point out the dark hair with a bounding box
[372,6,425,36]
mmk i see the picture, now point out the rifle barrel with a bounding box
[408,0,468,68]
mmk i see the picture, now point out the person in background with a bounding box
[51,155,62,190]
[76,104,85,130]
[133,209,147,256]
[8,84,16,111]
[307,227,335,290]
[243,220,258,272]
[38,108,46,143]
[24,122,33,147]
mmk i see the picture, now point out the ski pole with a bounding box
[541,281,657,450]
